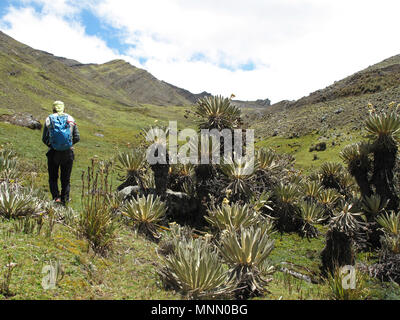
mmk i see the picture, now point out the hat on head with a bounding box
[53,101,65,114]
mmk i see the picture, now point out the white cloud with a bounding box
[1,0,400,102]
[19,0,82,16]
[90,0,400,101]
[0,5,125,64]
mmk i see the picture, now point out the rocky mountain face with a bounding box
[232,98,271,109]
[251,54,400,139]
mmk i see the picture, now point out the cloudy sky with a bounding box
[0,0,399,102]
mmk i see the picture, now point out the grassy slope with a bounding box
[1,32,399,300]
[1,114,398,301]
[0,73,395,300]
[0,103,192,211]
[255,129,364,173]
[0,102,192,300]
[0,220,177,300]
[2,216,398,300]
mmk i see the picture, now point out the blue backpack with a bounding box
[48,114,73,151]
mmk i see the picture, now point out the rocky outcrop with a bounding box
[0,113,42,130]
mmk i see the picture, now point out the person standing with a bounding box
[42,101,80,205]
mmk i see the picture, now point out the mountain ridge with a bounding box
[251,53,400,139]
[0,30,272,113]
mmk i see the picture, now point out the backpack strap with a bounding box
[48,115,55,138]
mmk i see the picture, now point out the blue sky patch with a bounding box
[219,60,256,72]
[190,52,256,71]
[139,57,148,64]
[190,52,206,62]
[0,1,9,17]
[80,9,132,54]
[239,61,256,71]
[0,0,44,15]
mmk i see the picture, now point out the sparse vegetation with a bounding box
[122,194,167,240]
[77,160,118,255]
[1,29,400,301]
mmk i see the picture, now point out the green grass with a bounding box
[0,103,193,212]
[1,208,395,300]
[255,129,364,173]
[1,31,399,300]
[0,93,395,301]
[0,219,178,300]
[0,106,393,300]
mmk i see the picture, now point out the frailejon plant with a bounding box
[168,163,195,192]
[272,182,301,232]
[343,107,400,212]
[116,150,146,191]
[317,188,341,217]
[329,202,365,235]
[141,125,170,196]
[253,148,280,194]
[218,224,275,299]
[256,148,277,172]
[376,211,400,254]
[340,142,372,198]
[158,237,233,299]
[297,201,325,239]
[158,222,193,256]
[122,194,167,240]
[194,95,242,131]
[0,183,43,219]
[249,191,273,214]
[362,194,388,222]
[367,111,400,211]
[321,202,365,276]
[205,202,261,233]
[319,162,344,191]
[302,180,323,202]
[220,158,255,202]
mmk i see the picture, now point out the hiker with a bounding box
[42,101,80,205]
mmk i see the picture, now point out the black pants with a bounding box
[46,149,74,202]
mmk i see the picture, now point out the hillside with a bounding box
[0,30,269,119]
[252,54,400,139]
[1,32,400,302]
[242,54,400,172]
[72,60,198,106]
[0,30,205,114]
[0,31,199,213]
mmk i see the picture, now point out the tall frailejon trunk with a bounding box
[151,149,170,198]
[277,204,301,233]
[320,229,355,276]
[117,174,138,191]
[322,175,342,192]
[371,139,399,211]
[352,166,372,199]
[152,163,169,197]
[366,222,383,249]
